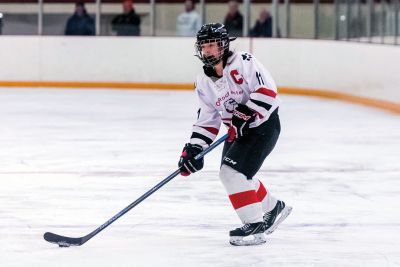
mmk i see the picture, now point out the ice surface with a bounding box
[0,88,399,267]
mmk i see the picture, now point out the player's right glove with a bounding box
[228,104,257,142]
[178,143,204,176]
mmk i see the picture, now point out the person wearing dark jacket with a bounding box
[65,2,95,36]
[250,9,280,38]
[111,0,141,36]
[223,0,243,37]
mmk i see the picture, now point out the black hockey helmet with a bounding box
[195,23,236,66]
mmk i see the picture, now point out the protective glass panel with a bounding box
[102,2,150,36]
[205,1,244,37]
[155,2,179,36]
[0,3,38,35]
[249,2,285,38]
[289,3,314,39]
[157,1,201,37]
[43,1,96,36]
[316,3,335,40]
[380,0,397,44]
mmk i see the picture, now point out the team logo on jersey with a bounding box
[230,69,243,85]
[241,53,252,61]
[216,91,230,106]
[224,98,238,113]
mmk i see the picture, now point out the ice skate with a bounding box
[229,222,266,246]
[263,200,292,235]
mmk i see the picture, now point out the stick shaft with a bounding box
[62,134,228,245]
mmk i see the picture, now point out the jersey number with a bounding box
[256,72,264,85]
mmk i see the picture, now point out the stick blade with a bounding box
[44,232,84,247]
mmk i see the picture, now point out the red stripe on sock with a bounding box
[256,181,268,201]
[229,190,259,210]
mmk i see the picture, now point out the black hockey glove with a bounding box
[178,143,204,176]
[228,104,257,142]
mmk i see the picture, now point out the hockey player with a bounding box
[178,23,292,246]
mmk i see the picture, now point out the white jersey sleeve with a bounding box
[241,53,280,127]
[190,82,221,149]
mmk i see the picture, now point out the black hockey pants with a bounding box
[221,109,280,180]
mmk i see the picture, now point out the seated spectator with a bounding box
[111,0,141,36]
[176,0,201,37]
[223,0,243,37]
[65,2,95,36]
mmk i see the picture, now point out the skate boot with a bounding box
[263,200,292,235]
[229,222,266,246]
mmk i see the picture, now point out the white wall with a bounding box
[253,39,400,103]
[0,36,399,103]
[0,36,201,83]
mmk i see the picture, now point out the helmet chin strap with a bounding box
[202,58,223,78]
[202,50,232,78]
[202,56,222,77]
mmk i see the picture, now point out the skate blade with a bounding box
[229,233,266,246]
[265,206,293,235]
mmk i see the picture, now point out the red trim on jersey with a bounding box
[199,126,219,135]
[256,181,268,201]
[256,88,277,98]
[229,190,259,209]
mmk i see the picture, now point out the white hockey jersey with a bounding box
[190,51,280,149]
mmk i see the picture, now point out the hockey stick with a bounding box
[44,134,228,247]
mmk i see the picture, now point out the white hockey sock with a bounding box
[250,178,278,213]
[219,164,263,224]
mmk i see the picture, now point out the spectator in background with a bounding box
[65,2,95,36]
[250,9,273,38]
[176,0,201,37]
[111,0,141,36]
[223,0,243,37]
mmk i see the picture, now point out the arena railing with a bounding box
[0,0,398,45]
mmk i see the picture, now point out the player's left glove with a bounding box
[178,143,204,176]
[228,104,257,142]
